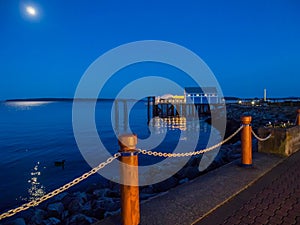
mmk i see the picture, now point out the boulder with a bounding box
[28,209,47,225]
[81,201,93,217]
[182,166,200,180]
[67,198,83,215]
[106,190,120,198]
[66,214,98,225]
[92,189,109,198]
[73,192,88,203]
[51,193,69,203]
[41,217,61,225]
[139,193,157,201]
[92,198,120,212]
[4,218,26,225]
[47,202,64,219]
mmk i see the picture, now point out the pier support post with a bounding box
[241,116,252,167]
[147,97,151,124]
[115,99,119,133]
[119,134,140,225]
[297,109,300,126]
[123,100,128,132]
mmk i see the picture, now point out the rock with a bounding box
[227,153,241,161]
[186,156,201,167]
[182,166,200,180]
[61,211,69,222]
[81,201,93,217]
[92,198,120,212]
[139,193,157,201]
[28,209,47,225]
[174,168,186,180]
[179,178,189,185]
[92,189,108,198]
[152,176,178,193]
[64,192,89,215]
[140,185,154,194]
[66,213,98,225]
[91,205,105,220]
[41,217,61,225]
[47,202,64,219]
[67,198,83,215]
[61,194,74,208]
[73,192,88,203]
[106,190,120,198]
[51,193,69,203]
[86,183,99,194]
[104,209,121,218]
[232,141,241,147]
[4,218,26,225]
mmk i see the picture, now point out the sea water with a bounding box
[0,100,218,213]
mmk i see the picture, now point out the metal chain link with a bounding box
[0,153,121,221]
[139,125,244,157]
[251,130,272,141]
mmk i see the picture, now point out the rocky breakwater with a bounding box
[208,104,299,143]
[1,182,123,225]
[205,104,299,168]
[225,104,299,131]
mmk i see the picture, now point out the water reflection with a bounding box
[5,101,52,110]
[23,162,46,201]
[152,116,187,131]
[150,116,209,133]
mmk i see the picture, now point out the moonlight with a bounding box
[26,6,37,16]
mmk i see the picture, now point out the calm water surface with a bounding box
[0,100,217,212]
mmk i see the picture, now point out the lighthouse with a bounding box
[264,88,267,102]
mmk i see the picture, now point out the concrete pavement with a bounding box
[96,152,288,225]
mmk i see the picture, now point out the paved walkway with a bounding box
[96,152,289,225]
[195,150,300,225]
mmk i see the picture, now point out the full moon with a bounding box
[26,6,37,16]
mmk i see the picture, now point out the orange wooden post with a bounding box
[118,134,140,225]
[241,116,252,166]
[297,109,300,126]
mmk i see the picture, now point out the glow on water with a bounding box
[20,162,46,202]
[5,101,53,108]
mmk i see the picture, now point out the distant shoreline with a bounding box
[4,98,141,102]
[3,97,300,105]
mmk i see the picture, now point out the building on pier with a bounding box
[155,94,185,104]
[184,87,219,104]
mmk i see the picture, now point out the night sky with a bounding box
[1,0,299,100]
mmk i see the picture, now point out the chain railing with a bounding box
[139,125,244,157]
[0,121,275,221]
[251,130,272,142]
[0,153,121,220]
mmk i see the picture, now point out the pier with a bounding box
[147,96,217,122]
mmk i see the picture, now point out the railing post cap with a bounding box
[118,134,137,150]
[241,115,252,124]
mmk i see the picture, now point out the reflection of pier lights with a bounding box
[151,116,187,131]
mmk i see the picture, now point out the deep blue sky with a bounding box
[1,0,299,100]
